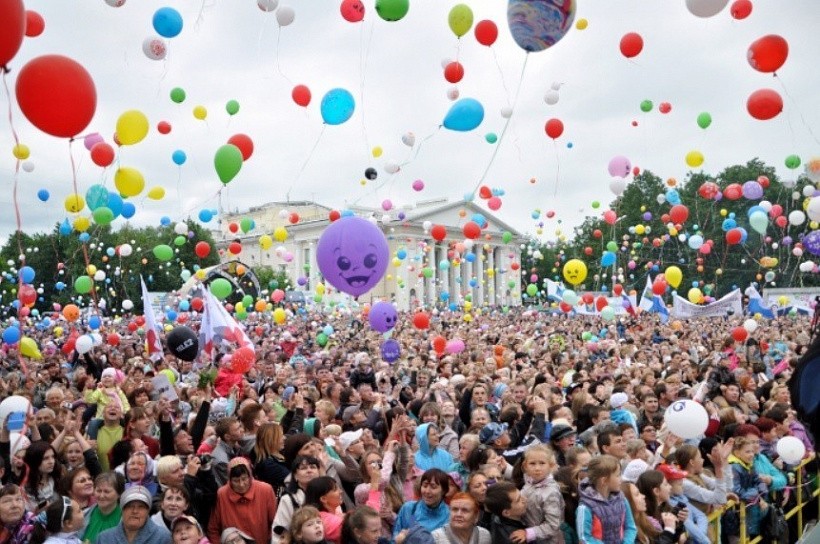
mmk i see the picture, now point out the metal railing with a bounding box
[705,457,819,543]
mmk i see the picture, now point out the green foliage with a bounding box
[253,265,294,292]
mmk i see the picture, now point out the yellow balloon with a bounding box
[259,234,273,250]
[160,368,176,385]
[448,3,474,38]
[686,150,704,168]
[392,257,401,267]
[719,209,727,217]
[20,337,42,359]
[12,143,30,160]
[235,302,245,312]
[195,269,207,279]
[114,167,145,197]
[273,308,286,324]
[193,105,207,120]
[73,216,90,232]
[147,186,165,200]
[576,18,588,30]
[273,227,288,242]
[635,224,645,235]
[463,301,472,311]
[562,259,588,285]
[463,313,473,323]
[54,326,64,338]
[777,295,789,306]
[687,287,703,304]
[64,194,86,213]
[116,110,149,146]
[316,283,326,295]
[86,264,97,275]
[665,266,682,288]
[372,146,383,158]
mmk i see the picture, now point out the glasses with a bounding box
[61,496,72,522]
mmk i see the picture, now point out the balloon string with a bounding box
[470,54,529,194]
[552,139,561,197]
[288,125,326,198]
[358,18,376,156]
[491,47,512,107]
[774,74,820,147]
[275,27,293,86]
[68,140,101,316]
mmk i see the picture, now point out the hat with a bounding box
[657,463,688,481]
[550,424,577,443]
[610,392,629,409]
[171,514,202,533]
[566,382,584,396]
[221,527,256,544]
[622,459,650,483]
[479,422,509,445]
[339,429,363,452]
[101,368,117,380]
[120,485,152,508]
[227,457,252,475]
[493,383,509,399]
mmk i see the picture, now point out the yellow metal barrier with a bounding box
[705,456,819,543]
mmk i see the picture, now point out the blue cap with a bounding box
[479,422,508,445]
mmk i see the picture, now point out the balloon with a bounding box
[75,335,94,354]
[147,186,166,200]
[665,266,683,288]
[608,156,631,178]
[170,87,186,103]
[686,150,704,168]
[747,35,788,73]
[664,400,709,439]
[92,207,114,225]
[2,327,20,344]
[225,100,239,116]
[507,0,576,53]
[562,259,587,286]
[640,100,653,112]
[214,144,243,184]
[369,301,398,332]
[697,112,712,129]
[0,0,25,68]
[474,20,498,46]
[64,193,85,213]
[685,0,730,17]
[375,0,409,22]
[619,32,643,58]
[276,5,295,26]
[153,7,183,38]
[669,205,689,224]
[731,0,752,19]
[210,278,233,300]
[25,11,45,37]
[601,306,615,322]
[448,4,473,38]
[776,436,806,464]
[340,0,365,22]
[227,134,254,161]
[114,167,145,197]
[153,244,173,261]
[381,339,401,362]
[742,180,764,200]
[121,202,136,219]
[747,88,783,120]
[443,98,484,132]
[545,118,564,139]
[732,327,748,342]
[688,288,703,304]
[316,216,389,298]
[193,105,207,120]
[258,0,278,12]
[0,396,31,430]
[292,85,311,107]
[36,189,50,202]
[167,326,198,361]
[19,337,41,359]
[116,110,149,146]
[15,55,96,138]
[413,312,430,330]
[142,36,167,60]
[444,62,464,84]
[90,142,115,167]
[320,88,355,125]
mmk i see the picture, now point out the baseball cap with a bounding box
[549,424,577,443]
[657,463,688,481]
[120,485,152,508]
[622,459,649,483]
[610,392,629,409]
[221,527,255,544]
[479,422,508,445]
[339,429,363,452]
[171,514,202,533]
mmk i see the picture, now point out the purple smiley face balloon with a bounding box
[380,339,401,363]
[316,216,389,298]
[369,301,398,332]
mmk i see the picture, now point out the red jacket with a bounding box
[207,479,277,544]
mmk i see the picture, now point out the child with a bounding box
[84,368,130,438]
[657,464,710,544]
[520,445,564,544]
[576,454,637,544]
[485,481,529,544]
[728,436,769,537]
[288,506,332,544]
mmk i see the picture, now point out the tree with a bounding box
[253,265,294,292]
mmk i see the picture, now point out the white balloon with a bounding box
[384,162,400,175]
[656,194,666,205]
[174,222,188,235]
[276,6,295,26]
[104,0,125,6]
[76,335,94,354]
[544,90,559,105]
[446,86,459,101]
[463,239,474,250]
[381,214,392,224]
[21,161,34,172]
[91,333,103,346]
[776,436,806,464]
[257,0,278,11]
[799,260,813,272]
[743,318,758,333]
[788,210,806,226]
[802,185,815,198]
[401,132,415,147]
[550,81,563,91]
[562,289,578,306]
[758,200,772,212]
[94,271,106,281]
[609,178,626,196]
[119,243,133,257]
[664,399,709,439]
[782,178,797,188]
[142,36,167,61]
[807,197,820,222]
[500,106,513,119]
[422,220,432,232]
[685,0,729,17]
[122,299,134,310]
[0,396,31,426]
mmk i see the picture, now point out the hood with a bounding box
[728,453,753,470]
[578,477,620,506]
[416,422,433,455]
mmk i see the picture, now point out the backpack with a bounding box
[761,504,788,544]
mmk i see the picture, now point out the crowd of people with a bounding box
[0,304,816,544]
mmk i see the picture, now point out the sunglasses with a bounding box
[61,496,72,523]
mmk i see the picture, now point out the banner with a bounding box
[140,276,164,361]
[671,289,742,319]
[638,276,654,312]
[198,288,255,358]
[575,294,638,315]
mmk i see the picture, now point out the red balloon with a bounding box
[652,281,667,296]
[340,0,365,22]
[723,183,743,200]
[669,205,689,224]
[698,181,719,199]
[444,62,464,84]
[545,118,564,139]
[595,296,608,312]
[747,88,783,120]
[328,210,341,222]
[292,84,311,107]
[413,312,430,330]
[619,32,643,58]
[478,186,492,199]
[769,204,782,218]
[487,196,502,211]
[16,55,97,138]
[229,241,242,254]
[431,224,447,241]
[613,284,623,296]
[603,210,617,225]
[107,333,120,346]
[90,142,115,167]
[559,301,572,313]
[462,221,481,240]
[732,327,748,342]
[757,175,770,189]
[231,346,256,374]
[127,322,138,332]
[195,241,211,258]
[747,35,788,73]
[191,297,204,312]
[592,229,602,239]
[0,0,25,67]
[157,121,172,134]
[725,228,742,245]
[659,102,672,114]
[775,215,787,228]
[19,284,36,306]
[632,166,641,176]
[474,20,498,46]
[432,335,447,354]
[25,10,45,37]
[582,293,594,305]
[510,262,520,271]
[135,316,146,327]
[227,133,254,160]
[289,212,300,224]
[731,0,752,19]
[228,222,239,233]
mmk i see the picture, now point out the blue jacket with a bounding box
[753,452,786,491]
[669,494,710,544]
[414,423,454,471]
[96,520,171,544]
[610,409,638,433]
[393,499,450,538]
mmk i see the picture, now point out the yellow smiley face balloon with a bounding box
[562,259,588,286]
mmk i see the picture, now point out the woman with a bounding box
[81,472,125,544]
[272,455,322,544]
[465,472,491,530]
[23,441,65,513]
[121,451,157,496]
[57,468,95,512]
[0,483,36,543]
[622,482,677,544]
[636,471,686,544]
[52,418,102,478]
[251,423,290,495]
[431,492,491,544]
[354,446,403,537]
[151,487,191,531]
[304,477,344,544]
[392,468,450,538]
[673,443,731,515]
[29,495,85,544]
[448,434,479,486]
[341,506,391,544]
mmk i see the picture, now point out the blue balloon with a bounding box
[153,7,183,38]
[179,300,190,311]
[396,249,407,259]
[323,325,334,336]
[320,88,355,125]
[738,227,748,244]
[172,150,187,165]
[601,251,616,267]
[2,327,20,344]
[465,253,476,263]
[341,209,354,217]
[37,189,49,202]
[721,218,737,231]
[107,192,123,219]
[79,233,90,243]
[665,189,681,205]
[86,184,109,211]
[121,201,136,219]
[19,266,35,284]
[89,315,101,330]
[463,192,475,202]
[106,247,115,257]
[166,310,178,322]
[747,205,765,217]
[507,0,575,53]
[449,303,458,311]
[440,292,450,301]
[198,209,213,222]
[443,98,485,132]
[55,281,66,291]
[160,216,171,226]
[471,213,487,227]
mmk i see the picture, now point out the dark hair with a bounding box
[734,424,761,438]
[57,467,92,499]
[673,444,700,471]
[636,470,666,520]
[287,455,322,494]
[282,434,313,468]
[341,505,380,543]
[94,471,126,496]
[215,416,238,440]
[30,495,75,544]
[229,464,251,479]
[419,468,449,499]
[304,476,338,512]
[109,440,135,473]
[466,445,494,472]
[597,430,619,453]
[484,481,517,516]
[23,441,65,498]
[161,485,191,510]
[763,406,788,424]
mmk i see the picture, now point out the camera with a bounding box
[670,505,683,516]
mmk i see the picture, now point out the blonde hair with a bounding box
[732,436,755,453]
[522,444,556,465]
[324,424,342,437]
[587,454,620,485]
[156,455,183,483]
[289,505,321,543]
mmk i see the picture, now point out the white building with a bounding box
[212,199,523,311]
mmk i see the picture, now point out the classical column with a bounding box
[487,245,496,305]
[475,245,484,305]
[495,247,505,307]
[427,242,437,306]
[309,241,318,291]
[462,249,472,304]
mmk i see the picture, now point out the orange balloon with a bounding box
[63,304,80,322]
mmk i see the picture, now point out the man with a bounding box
[638,394,663,428]
[551,424,578,467]
[207,457,277,544]
[485,481,529,544]
[211,416,244,487]
[597,429,628,461]
[97,485,171,543]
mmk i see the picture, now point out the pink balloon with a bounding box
[412,179,425,191]
[271,289,285,303]
[83,132,104,150]
[445,338,465,354]
[487,196,502,210]
[607,155,631,178]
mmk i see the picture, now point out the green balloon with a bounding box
[581,331,592,341]
[502,231,512,244]
[153,244,174,262]
[591,201,600,209]
[74,275,92,294]
[174,236,186,246]
[464,294,472,302]
[526,284,537,296]
[210,278,232,300]
[640,100,653,112]
[92,207,114,226]
[269,279,279,289]
[422,267,433,278]
[785,154,801,169]
[606,241,618,252]
[313,294,323,303]
[240,217,252,233]
[242,295,253,308]
[316,332,328,347]
[225,100,240,115]
[696,112,712,129]
[485,133,497,144]
[170,87,186,104]
[375,0,409,21]
[235,311,247,321]
[214,144,243,184]
[507,280,515,288]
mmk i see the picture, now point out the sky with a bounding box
[1,0,819,246]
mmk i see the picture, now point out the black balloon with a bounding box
[365,167,378,180]
[167,326,198,361]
